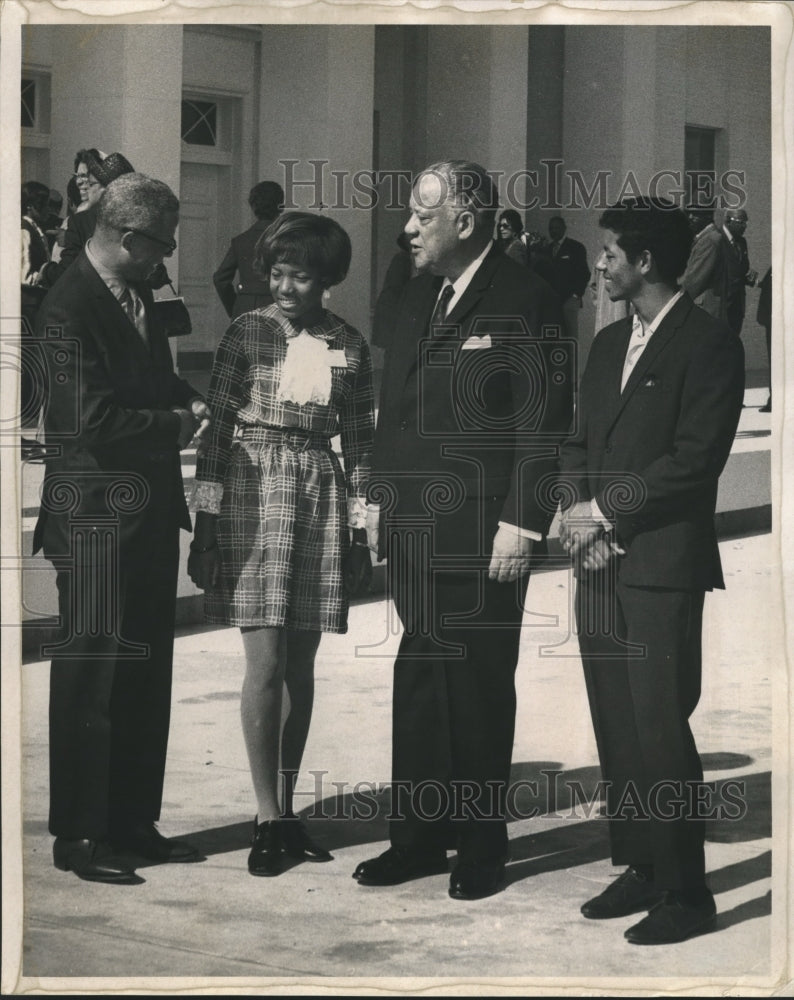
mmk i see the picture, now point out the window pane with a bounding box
[21,78,36,129]
[181,100,217,146]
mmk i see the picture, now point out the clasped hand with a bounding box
[559,501,619,573]
[173,399,212,452]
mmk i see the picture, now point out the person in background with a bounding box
[21,180,53,458]
[757,267,771,412]
[680,205,725,322]
[541,215,591,370]
[496,209,529,266]
[189,212,374,878]
[44,189,64,254]
[46,150,135,282]
[372,230,414,357]
[213,181,285,320]
[721,208,757,337]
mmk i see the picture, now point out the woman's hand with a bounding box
[187,546,222,591]
[344,541,372,598]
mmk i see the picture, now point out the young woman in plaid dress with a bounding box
[188,213,374,876]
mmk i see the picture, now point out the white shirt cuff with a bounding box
[348,496,369,529]
[498,520,543,542]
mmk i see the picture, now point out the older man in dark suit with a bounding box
[353,160,572,900]
[559,198,744,944]
[34,173,211,884]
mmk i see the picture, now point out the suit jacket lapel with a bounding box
[443,245,501,331]
[608,294,692,430]
[79,252,152,361]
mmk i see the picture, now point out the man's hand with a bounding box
[559,500,603,557]
[187,547,222,590]
[172,407,196,450]
[488,526,533,583]
[190,399,212,455]
[365,505,381,558]
[577,535,617,574]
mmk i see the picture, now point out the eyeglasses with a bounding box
[125,227,177,256]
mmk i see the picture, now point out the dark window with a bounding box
[181,100,217,146]
[684,126,717,207]
[21,78,36,128]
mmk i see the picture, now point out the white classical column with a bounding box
[259,25,375,338]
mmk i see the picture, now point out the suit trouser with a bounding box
[387,533,529,863]
[48,523,180,840]
[575,571,707,891]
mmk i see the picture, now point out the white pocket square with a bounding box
[461,334,492,350]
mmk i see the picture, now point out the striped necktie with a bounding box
[430,284,454,329]
[119,286,148,346]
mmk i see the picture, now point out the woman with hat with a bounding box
[45,149,135,281]
[188,211,374,877]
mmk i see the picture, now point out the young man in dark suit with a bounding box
[33,173,211,884]
[212,180,284,319]
[559,198,745,944]
[353,161,572,900]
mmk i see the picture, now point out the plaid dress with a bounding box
[193,305,374,632]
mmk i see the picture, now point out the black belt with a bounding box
[238,425,332,452]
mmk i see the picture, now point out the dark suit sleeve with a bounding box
[37,299,182,448]
[501,279,574,534]
[213,243,238,318]
[598,331,745,531]
[572,241,591,298]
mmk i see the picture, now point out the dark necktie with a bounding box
[430,284,454,329]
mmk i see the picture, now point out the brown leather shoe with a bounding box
[53,838,142,884]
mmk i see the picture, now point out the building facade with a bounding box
[21,23,772,377]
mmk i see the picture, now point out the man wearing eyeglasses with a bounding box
[33,172,211,885]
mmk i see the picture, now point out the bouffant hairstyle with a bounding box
[598,197,693,284]
[256,211,352,287]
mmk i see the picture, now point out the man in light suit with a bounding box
[559,198,744,944]
[681,205,725,321]
[354,161,572,900]
[34,173,211,883]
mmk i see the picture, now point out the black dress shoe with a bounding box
[353,846,447,885]
[248,818,283,877]
[111,822,201,863]
[581,866,663,919]
[279,816,332,861]
[448,860,505,900]
[53,838,142,884]
[760,400,771,413]
[625,890,716,944]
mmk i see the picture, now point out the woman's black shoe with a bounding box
[280,816,333,861]
[248,819,283,876]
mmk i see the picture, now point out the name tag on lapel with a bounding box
[641,375,659,388]
[461,334,492,351]
[327,350,348,368]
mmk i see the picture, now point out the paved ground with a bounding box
[6,529,787,995]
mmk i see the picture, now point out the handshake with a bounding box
[558,500,625,573]
[171,398,213,452]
